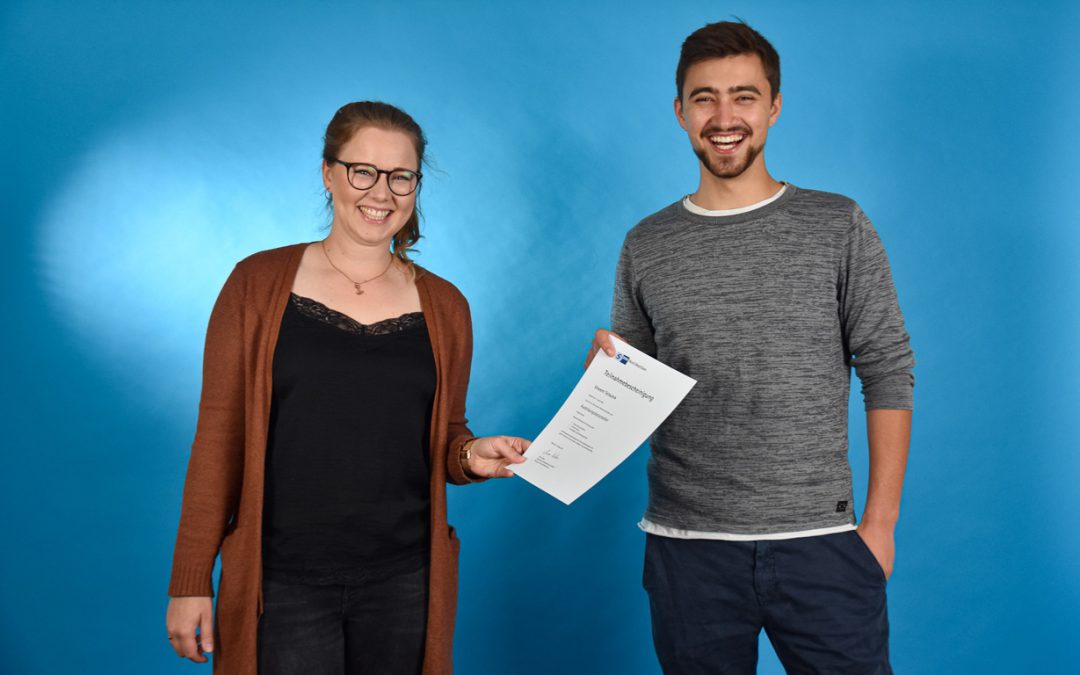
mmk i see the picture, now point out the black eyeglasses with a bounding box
[329,159,422,196]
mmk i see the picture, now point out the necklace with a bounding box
[321,240,394,295]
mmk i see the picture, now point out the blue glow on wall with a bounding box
[3,1,1078,673]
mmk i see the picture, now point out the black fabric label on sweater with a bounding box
[836,501,848,512]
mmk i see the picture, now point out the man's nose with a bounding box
[712,100,739,129]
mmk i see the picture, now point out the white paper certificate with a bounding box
[511,338,696,504]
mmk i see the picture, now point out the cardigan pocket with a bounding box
[446,525,461,620]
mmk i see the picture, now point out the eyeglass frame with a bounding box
[328,158,423,196]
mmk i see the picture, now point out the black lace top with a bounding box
[262,294,436,585]
[290,294,427,336]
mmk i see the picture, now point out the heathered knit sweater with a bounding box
[612,186,914,535]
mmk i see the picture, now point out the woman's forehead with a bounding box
[339,127,419,167]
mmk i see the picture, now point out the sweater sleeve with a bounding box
[443,293,480,485]
[610,236,658,357]
[168,266,248,596]
[840,206,915,411]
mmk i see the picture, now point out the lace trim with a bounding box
[290,294,426,336]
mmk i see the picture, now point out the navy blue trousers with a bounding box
[644,532,891,674]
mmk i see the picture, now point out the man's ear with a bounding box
[674,96,688,130]
[768,91,782,127]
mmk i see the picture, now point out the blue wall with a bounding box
[3,1,1078,672]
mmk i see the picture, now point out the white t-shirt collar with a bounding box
[682,183,788,217]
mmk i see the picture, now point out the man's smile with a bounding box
[707,131,748,154]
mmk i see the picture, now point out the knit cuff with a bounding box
[168,561,216,597]
[862,373,914,411]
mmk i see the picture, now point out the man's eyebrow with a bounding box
[686,84,763,98]
[687,86,718,98]
[729,85,762,95]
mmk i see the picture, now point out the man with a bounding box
[587,21,914,674]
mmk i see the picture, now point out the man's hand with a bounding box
[166,596,214,662]
[467,436,531,478]
[584,328,624,369]
[856,522,895,580]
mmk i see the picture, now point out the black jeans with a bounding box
[257,565,428,675]
[644,532,891,674]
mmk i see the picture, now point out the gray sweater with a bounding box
[612,186,914,534]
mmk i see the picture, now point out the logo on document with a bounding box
[615,353,630,364]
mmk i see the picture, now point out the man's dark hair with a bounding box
[676,21,780,101]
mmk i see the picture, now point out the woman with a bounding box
[166,101,529,674]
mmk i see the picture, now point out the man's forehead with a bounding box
[683,54,769,86]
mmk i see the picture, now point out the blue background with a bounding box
[3,1,1078,672]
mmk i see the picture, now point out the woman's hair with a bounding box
[322,101,427,264]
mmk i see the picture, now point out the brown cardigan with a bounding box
[169,243,478,674]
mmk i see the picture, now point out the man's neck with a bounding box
[690,165,783,211]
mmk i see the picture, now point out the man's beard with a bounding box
[692,132,763,179]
